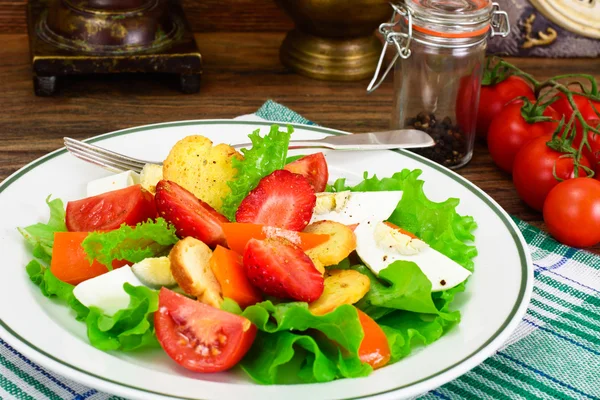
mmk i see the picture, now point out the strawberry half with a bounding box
[243,237,324,302]
[284,153,329,192]
[235,170,316,231]
[155,180,229,247]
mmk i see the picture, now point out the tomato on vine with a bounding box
[487,100,559,174]
[476,75,535,139]
[513,135,592,211]
[543,178,600,248]
[552,92,600,123]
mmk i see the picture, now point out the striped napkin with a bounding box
[2,101,599,400]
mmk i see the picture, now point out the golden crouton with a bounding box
[309,269,370,315]
[304,221,357,274]
[169,237,223,307]
[162,135,242,212]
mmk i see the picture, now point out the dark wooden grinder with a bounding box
[27,0,202,95]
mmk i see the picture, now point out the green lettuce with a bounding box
[25,260,89,320]
[222,300,370,384]
[81,218,178,268]
[85,284,159,351]
[332,169,475,364]
[221,125,293,220]
[18,196,67,263]
[332,169,477,270]
[27,260,159,351]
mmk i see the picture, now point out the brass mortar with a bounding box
[275,0,392,81]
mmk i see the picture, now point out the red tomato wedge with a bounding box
[155,180,229,247]
[209,246,263,308]
[356,308,391,370]
[155,288,257,373]
[284,153,329,192]
[50,231,128,284]
[222,223,329,255]
[66,184,156,232]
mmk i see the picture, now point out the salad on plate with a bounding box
[18,125,477,384]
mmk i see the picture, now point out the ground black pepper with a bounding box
[406,112,467,167]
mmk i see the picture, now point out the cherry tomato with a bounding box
[66,184,156,232]
[487,103,559,173]
[155,288,257,373]
[552,92,600,123]
[356,308,390,370]
[476,76,535,139]
[572,118,600,170]
[513,136,592,211]
[543,178,600,248]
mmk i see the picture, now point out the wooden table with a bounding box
[2,32,600,250]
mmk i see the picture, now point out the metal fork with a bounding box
[64,129,434,173]
[64,137,156,174]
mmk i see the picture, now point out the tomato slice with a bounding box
[356,308,391,369]
[284,153,329,192]
[155,288,257,373]
[66,184,156,232]
[222,222,329,255]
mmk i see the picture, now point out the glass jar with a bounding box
[368,0,510,169]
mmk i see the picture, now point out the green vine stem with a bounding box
[488,57,600,179]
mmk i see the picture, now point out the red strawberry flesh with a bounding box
[243,237,324,302]
[235,170,316,231]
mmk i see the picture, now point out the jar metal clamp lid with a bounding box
[367,0,511,93]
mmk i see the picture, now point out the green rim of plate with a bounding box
[0,120,530,400]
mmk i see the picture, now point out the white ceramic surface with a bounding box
[0,120,533,400]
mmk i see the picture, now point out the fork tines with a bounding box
[63,137,151,174]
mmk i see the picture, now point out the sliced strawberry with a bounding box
[235,170,316,231]
[155,180,229,247]
[243,237,324,302]
[284,153,329,192]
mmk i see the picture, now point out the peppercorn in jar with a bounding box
[368,0,510,169]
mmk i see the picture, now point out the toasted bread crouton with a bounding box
[303,221,357,274]
[169,237,223,307]
[162,135,242,212]
[309,269,370,315]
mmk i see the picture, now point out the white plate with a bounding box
[0,120,533,400]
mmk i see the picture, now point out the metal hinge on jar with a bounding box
[367,2,510,93]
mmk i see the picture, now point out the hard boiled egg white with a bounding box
[86,170,140,197]
[310,191,403,225]
[73,267,143,316]
[355,220,471,291]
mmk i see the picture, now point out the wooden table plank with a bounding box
[2,32,600,251]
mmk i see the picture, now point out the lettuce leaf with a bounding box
[332,168,475,365]
[18,196,67,263]
[354,262,439,316]
[221,125,293,220]
[81,218,178,268]
[26,260,158,351]
[222,300,370,384]
[26,259,89,320]
[331,169,477,270]
[85,284,159,351]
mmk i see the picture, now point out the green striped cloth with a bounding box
[2,101,599,400]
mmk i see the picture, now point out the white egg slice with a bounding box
[86,170,140,197]
[310,191,403,225]
[73,267,144,316]
[355,220,471,292]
